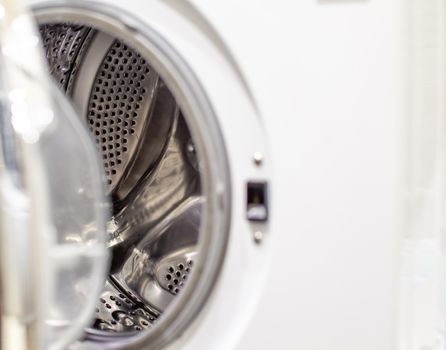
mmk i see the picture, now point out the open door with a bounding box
[0,1,109,349]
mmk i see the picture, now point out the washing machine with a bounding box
[1,0,446,349]
[2,0,271,349]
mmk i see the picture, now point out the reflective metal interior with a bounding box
[39,23,202,335]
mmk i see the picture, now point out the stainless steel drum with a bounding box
[35,16,230,349]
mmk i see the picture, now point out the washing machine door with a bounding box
[0,2,109,350]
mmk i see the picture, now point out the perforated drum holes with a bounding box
[87,41,155,188]
[163,259,193,295]
[94,281,158,333]
[39,24,91,90]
